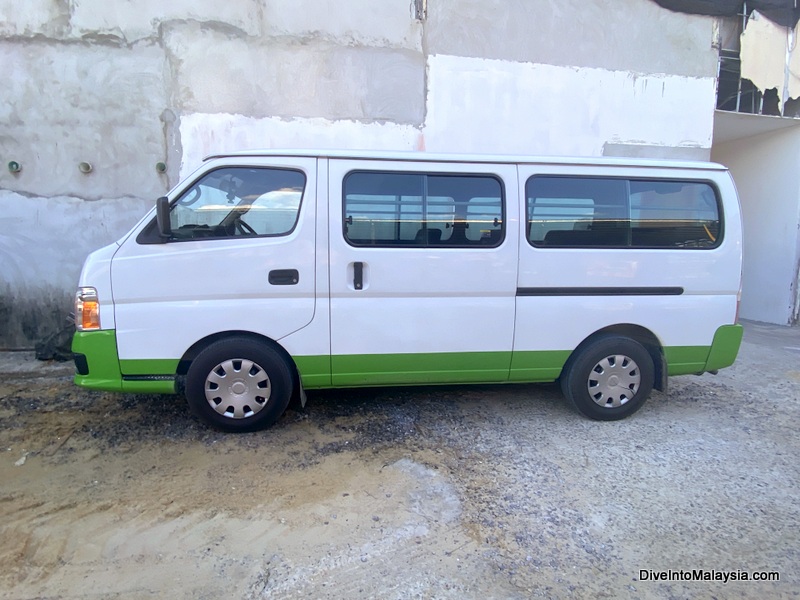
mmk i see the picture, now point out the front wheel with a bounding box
[185,337,293,432]
[560,335,654,421]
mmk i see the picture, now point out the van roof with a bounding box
[204,148,727,171]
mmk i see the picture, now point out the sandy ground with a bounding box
[1,320,798,599]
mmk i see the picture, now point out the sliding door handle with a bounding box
[354,261,363,290]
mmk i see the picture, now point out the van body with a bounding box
[72,150,743,431]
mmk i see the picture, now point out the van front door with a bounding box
[111,157,317,376]
[328,159,518,386]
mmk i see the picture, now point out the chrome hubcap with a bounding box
[587,354,640,408]
[204,359,271,419]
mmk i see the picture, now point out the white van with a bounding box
[72,150,743,431]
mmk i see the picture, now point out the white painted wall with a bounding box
[422,55,717,156]
[179,114,422,178]
[712,127,800,324]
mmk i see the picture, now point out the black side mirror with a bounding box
[156,196,172,240]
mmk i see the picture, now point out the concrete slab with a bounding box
[164,23,425,123]
[0,41,168,199]
[426,0,719,78]
[263,0,422,50]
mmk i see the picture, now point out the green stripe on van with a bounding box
[295,355,332,388]
[664,346,711,375]
[76,334,733,394]
[329,351,513,387]
[509,350,572,382]
[120,358,180,376]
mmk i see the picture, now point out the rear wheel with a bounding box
[185,337,293,432]
[561,335,654,421]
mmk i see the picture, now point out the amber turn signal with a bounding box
[75,287,101,331]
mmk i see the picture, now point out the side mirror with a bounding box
[156,196,172,240]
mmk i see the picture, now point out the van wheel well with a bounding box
[176,331,301,401]
[563,324,667,392]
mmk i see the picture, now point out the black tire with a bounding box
[560,335,654,421]
[185,337,293,432]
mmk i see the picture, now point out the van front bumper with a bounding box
[72,330,176,394]
[72,330,124,391]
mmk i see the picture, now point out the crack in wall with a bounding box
[161,18,257,41]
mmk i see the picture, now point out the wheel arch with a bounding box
[561,324,667,392]
[175,330,302,401]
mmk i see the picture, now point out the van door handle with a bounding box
[269,269,299,285]
[354,261,363,290]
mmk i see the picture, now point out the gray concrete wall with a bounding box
[426,0,718,78]
[0,0,719,348]
[164,23,425,123]
[1,41,168,200]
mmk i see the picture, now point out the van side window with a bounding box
[526,176,721,249]
[169,167,306,240]
[629,181,721,248]
[527,178,628,247]
[343,171,504,247]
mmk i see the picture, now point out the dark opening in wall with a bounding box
[653,0,800,28]
[784,97,800,118]
[761,88,782,116]
[715,7,800,117]
[717,48,764,113]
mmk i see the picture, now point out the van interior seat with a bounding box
[543,229,627,247]
[414,228,443,244]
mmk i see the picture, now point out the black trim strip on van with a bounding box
[121,375,176,381]
[517,287,684,296]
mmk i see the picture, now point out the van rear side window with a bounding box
[343,171,504,247]
[526,176,721,249]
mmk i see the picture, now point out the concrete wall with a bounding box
[712,127,800,324]
[0,0,720,347]
[426,0,718,77]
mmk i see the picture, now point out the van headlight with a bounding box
[75,287,101,331]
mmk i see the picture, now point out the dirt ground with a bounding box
[1,320,798,599]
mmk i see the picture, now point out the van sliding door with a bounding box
[328,159,519,386]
